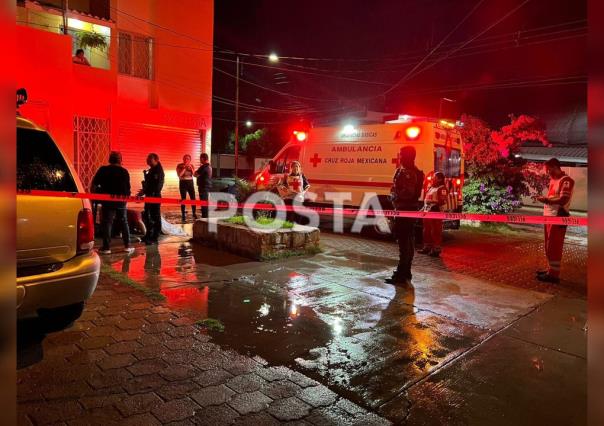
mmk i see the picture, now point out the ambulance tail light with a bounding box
[293,130,307,142]
[405,126,421,140]
[454,177,464,201]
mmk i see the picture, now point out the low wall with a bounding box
[192,218,320,260]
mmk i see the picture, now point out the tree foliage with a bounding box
[459,114,550,214]
[225,128,284,160]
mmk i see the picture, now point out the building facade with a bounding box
[16,0,214,196]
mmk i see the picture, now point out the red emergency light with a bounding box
[293,130,307,142]
[405,126,421,140]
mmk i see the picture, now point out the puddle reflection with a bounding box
[103,241,477,408]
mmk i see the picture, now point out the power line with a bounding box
[382,0,532,97]
[213,67,339,102]
[402,0,533,84]
[213,57,391,86]
[383,0,486,96]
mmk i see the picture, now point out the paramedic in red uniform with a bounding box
[418,172,448,257]
[386,146,424,286]
[535,158,575,284]
[280,161,310,222]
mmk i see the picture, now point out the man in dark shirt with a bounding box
[90,151,133,255]
[140,153,165,245]
[386,146,424,286]
[194,153,212,218]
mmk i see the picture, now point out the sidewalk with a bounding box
[17,225,586,424]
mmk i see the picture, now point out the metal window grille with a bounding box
[73,116,111,191]
[118,31,152,79]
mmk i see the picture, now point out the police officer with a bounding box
[140,153,165,245]
[386,146,424,286]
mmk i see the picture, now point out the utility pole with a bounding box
[62,0,69,35]
[234,55,240,177]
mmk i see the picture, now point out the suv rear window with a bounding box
[17,128,78,192]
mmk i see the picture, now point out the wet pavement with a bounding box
[17,225,587,424]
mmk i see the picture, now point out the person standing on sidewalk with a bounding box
[386,146,424,286]
[194,153,212,218]
[139,153,164,245]
[90,151,134,255]
[535,157,575,283]
[176,154,197,222]
[418,172,448,257]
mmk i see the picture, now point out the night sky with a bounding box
[212,0,587,152]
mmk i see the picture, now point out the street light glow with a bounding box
[268,53,279,62]
[245,120,252,127]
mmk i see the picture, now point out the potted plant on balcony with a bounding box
[77,31,108,51]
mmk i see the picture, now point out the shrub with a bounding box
[232,178,255,202]
[462,179,521,214]
[224,215,294,229]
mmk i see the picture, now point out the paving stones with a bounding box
[297,385,338,407]
[157,381,200,401]
[193,369,234,387]
[151,398,199,423]
[228,391,273,415]
[115,392,164,417]
[261,379,302,400]
[17,253,391,425]
[191,384,235,407]
[267,396,312,421]
[159,364,197,382]
[191,403,240,426]
[123,374,168,395]
[226,373,267,393]
[127,359,169,376]
[97,353,137,370]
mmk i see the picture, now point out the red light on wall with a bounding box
[293,130,307,142]
[405,126,421,140]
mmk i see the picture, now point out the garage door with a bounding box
[117,122,204,198]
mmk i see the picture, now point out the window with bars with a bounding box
[73,116,111,192]
[118,31,153,79]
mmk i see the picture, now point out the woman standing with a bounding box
[176,154,197,222]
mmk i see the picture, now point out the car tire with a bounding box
[37,302,85,333]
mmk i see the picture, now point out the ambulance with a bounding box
[255,116,465,227]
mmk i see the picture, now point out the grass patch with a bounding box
[460,222,520,235]
[260,245,323,261]
[100,265,166,301]
[196,318,225,332]
[224,215,294,229]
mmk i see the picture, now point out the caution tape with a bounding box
[16,189,588,227]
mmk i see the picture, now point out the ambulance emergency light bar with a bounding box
[293,130,307,142]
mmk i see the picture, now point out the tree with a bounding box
[459,114,550,214]
[225,127,285,160]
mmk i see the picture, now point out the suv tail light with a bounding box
[77,208,94,254]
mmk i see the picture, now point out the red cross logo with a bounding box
[310,153,322,167]
[290,178,301,192]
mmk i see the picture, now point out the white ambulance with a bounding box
[255,116,464,221]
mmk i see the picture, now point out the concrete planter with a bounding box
[192,218,320,260]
